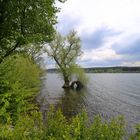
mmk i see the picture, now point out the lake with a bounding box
[37,73,140,133]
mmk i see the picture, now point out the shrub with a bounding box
[0,54,41,121]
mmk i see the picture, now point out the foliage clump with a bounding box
[0,0,63,63]
[1,104,140,140]
[0,54,42,127]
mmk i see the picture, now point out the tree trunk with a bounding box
[62,76,70,88]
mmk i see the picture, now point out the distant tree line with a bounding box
[85,67,140,73]
[47,67,140,73]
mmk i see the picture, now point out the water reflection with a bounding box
[56,88,87,118]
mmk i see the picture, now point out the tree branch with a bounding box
[63,42,74,61]
[0,41,21,64]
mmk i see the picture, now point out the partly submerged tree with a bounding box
[0,0,64,64]
[45,30,84,88]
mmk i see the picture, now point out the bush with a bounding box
[42,108,125,140]
[130,125,140,140]
[0,101,139,140]
[0,54,42,127]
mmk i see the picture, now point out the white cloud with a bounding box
[80,47,122,62]
[121,61,140,67]
[57,0,140,35]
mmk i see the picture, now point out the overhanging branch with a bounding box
[0,41,21,64]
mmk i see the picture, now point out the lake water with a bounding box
[37,73,140,133]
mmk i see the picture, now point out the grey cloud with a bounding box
[113,38,140,55]
[81,27,121,50]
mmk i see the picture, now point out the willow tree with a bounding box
[46,31,82,88]
[0,0,64,64]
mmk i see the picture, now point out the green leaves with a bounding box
[0,97,139,140]
[0,54,42,126]
[43,109,125,140]
[46,31,83,87]
[89,116,125,140]
[0,0,61,63]
[44,108,71,140]
[130,124,140,140]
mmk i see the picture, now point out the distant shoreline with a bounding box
[46,66,140,73]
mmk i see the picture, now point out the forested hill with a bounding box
[47,66,140,73]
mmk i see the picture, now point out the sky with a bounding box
[46,0,140,68]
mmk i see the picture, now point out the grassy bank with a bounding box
[0,55,140,140]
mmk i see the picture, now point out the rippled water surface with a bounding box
[37,73,140,133]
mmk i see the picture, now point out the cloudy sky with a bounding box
[47,0,140,68]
